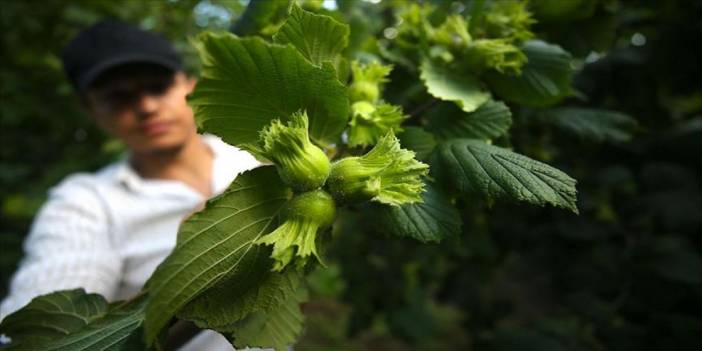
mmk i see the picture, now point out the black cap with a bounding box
[61,19,182,92]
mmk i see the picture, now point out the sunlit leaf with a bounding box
[273,4,349,67]
[420,59,491,113]
[190,33,349,148]
[432,139,578,213]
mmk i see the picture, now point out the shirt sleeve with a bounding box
[0,175,123,320]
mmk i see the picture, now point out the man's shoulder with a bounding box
[49,161,126,200]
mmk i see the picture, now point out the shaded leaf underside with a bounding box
[229,283,307,351]
[380,182,462,243]
[143,166,291,344]
[0,290,145,351]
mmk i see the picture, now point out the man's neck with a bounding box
[129,134,214,197]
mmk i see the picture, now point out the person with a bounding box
[0,20,261,350]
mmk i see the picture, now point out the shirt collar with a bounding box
[115,134,222,194]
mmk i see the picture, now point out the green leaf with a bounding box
[486,40,573,107]
[427,100,512,140]
[231,0,292,36]
[542,107,637,143]
[0,289,108,348]
[31,298,146,351]
[143,166,292,344]
[420,59,491,113]
[190,33,350,148]
[230,283,307,351]
[432,139,578,213]
[378,183,461,243]
[178,262,302,332]
[273,4,350,67]
[398,127,438,161]
[0,290,146,351]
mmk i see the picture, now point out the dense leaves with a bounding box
[189,33,349,149]
[143,166,291,344]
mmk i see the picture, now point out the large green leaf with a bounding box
[432,139,578,213]
[542,107,638,143]
[486,40,573,107]
[190,33,350,148]
[427,100,513,140]
[378,183,461,243]
[273,4,349,67]
[398,127,437,161]
[0,289,108,343]
[143,166,292,344]
[0,290,145,351]
[177,259,302,332]
[229,283,307,351]
[420,59,490,113]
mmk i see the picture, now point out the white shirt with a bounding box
[0,134,262,350]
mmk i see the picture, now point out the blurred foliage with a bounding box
[1,0,702,350]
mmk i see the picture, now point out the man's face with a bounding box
[84,64,198,154]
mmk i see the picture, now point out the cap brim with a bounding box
[77,53,181,91]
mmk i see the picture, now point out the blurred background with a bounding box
[1,0,701,350]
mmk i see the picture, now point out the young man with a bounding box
[0,20,260,350]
